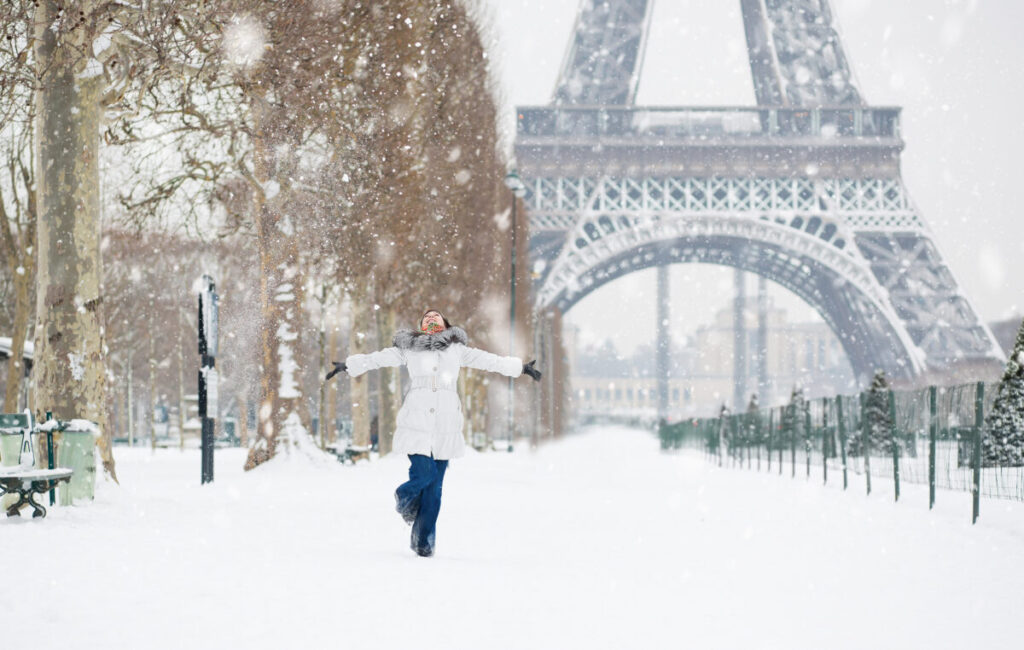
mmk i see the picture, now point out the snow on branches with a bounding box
[983,318,1024,467]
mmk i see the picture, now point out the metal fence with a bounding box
[658,381,1023,523]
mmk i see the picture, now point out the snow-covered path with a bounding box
[4,426,1023,649]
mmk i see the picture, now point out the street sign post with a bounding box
[198,275,218,484]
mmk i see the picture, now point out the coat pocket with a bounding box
[435,393,463,434]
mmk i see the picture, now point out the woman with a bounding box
[328,309,541,557]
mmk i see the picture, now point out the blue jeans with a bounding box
[394,454,449,556]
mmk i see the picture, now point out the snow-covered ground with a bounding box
[4,425,1023,649]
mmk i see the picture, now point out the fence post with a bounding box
[756,411,762,471]
[737,414,742,467]
[747,415,752,469]
[972,381,984,524]
[861,392,871,496]
[706,420,712,461]
[889,390,899,502]
[822,397,829,485]
[929,386,937,509]
[805,405,812,479]
[731,415,740,468]
[725,416,731,466]
[704,420,711,460]
[718,416,724,467]
[778,406,784,475]
[726,416,732,466]
[790,405,797,478]
[837,395,848,490]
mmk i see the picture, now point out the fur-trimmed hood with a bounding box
[392,326,468,352]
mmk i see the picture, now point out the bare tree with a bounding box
[102,228,261,445]
[29,0,539,471]
[23,0,210,477]
[0,2,37,412]
[30,0,119,476]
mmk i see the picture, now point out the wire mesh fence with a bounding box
[659,381,1024,522]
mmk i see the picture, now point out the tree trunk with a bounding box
[376,307,399,456]
[548,309,569,439]
[177,324,187,450]
[318,287,328,449]
[148,313,157,450]
[2,270,31,411]
[463,370,488,449]
[348,289,371,454]
[126,348,133,447]
[326,324,338,445]
[245,207,310,469]
[237,392,249,449]
[244,100,313,469]
[0,61,36,414]
[32,0,115,479]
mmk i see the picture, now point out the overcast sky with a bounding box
[487,0,1022,354]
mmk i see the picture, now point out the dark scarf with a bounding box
[392,326,468,352]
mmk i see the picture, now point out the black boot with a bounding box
[411,543,433,557]
[395,491,418,526]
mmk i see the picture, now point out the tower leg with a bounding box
[757,276,769,404]
[733,269,747,410]
[656,266,670,422]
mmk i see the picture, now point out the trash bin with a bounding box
[0,412,31,466]
[58,424,97,505]
[0,430,22,467]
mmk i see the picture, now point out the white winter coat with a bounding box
[345,326,521,460]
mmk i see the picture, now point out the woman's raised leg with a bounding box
[394,454,435,525]
[410,458,448,557]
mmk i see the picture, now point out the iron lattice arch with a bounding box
[534,211,920,381]
[527,176,1002,377]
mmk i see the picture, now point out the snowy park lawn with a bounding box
[4,426,1024,649]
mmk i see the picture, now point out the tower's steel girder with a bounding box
[554,0,653,106]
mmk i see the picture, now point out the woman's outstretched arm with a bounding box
[459,346,522,377]
[345,347,406,377]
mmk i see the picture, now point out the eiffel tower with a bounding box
[516,0,1003,410]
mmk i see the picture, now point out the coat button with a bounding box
[429,408,435,413]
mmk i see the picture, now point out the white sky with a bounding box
[488,0,1023,355]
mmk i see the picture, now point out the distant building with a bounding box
[686,298,855,409]
[570,298,855,419]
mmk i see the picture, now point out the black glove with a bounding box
[522,360,542,381]
[325,361,347,381]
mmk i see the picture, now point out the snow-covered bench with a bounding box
[0,468,73,518]
[1,412,79,518]
[325,442,371,464]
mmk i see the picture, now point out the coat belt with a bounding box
[410,376,457,392]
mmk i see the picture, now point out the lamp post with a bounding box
[198,274,219,484]
[504,170,526,453]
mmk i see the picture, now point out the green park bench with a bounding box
[0,468,73,518]
[0,412,75,518]
[325,440,371,464]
